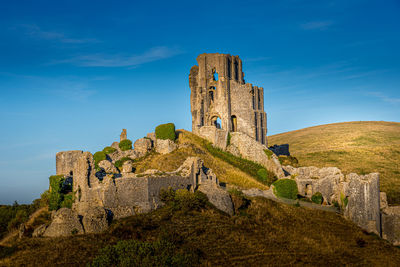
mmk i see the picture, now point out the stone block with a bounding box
[155,139,177,154]
[43,208,84,237]
[56,150,83,176]
[134,138,153,157]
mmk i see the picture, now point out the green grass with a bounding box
[311,192,323,204]
[272,179,298,200]
[103,146,117,154]
[268,121,400,204]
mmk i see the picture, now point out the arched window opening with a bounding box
[305,184,312,196]
[234,61,238,80]
[209,91,214,102]
[211,116,222,129]
[231,115,237,132]
[213,69,219,81]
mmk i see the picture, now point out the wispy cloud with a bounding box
[49,82,97,102]
[367,92,400,104]
[300,21,333,30]
[54,46,183,67]
[15,24,99,44]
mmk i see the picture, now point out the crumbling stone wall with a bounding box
[56,150,83,176]
[190,53,267,145]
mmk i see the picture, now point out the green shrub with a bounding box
[227,132,232,146]
[114,157,133,169]
[278,155,299,167]
[93,151,107,165]
[263,149,273,159]
[119,139,133,151]
[103,146,117,154]
[311,192,323,204]
[89,239,197,267]
[204,141,277,186]
[159,188,208,213]
[49,175,65,211]
[272,179,298,200]
[60,193,74,209]
[257,168,277,185]
[155,123,176,141]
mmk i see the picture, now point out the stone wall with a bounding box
[198,126,228,150]
[56,150,83,176]
[228,132,285,178]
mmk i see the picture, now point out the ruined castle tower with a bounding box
[189,53,267,145]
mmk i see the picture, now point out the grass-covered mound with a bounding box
[272,179,298,200]
[155,123,176,141]
[311,192,323,204]
[268,121,400,204]
[3,192,400,266]
[102,146,117,154]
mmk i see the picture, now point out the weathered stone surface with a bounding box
[111,141,120,150]
[32,224,47,237]
[82,207,108,234]
[198,126,228,150]
[120,129,127,142]
[342,173,380,235]
[229,132,285,179]
[382,206,400,245]
[198,182,233,216]
[226,144,241,157]
[43,208,84,237]
[190,53,267,146]
[268,144,290,156]
[155,139,177,154]
[18,223,26,238]
[134,138,153,157]
[56,150,83,176]
[122,160,133,173]
[380,192,388,210]
[98,160,119,173]
[147,132,156,143]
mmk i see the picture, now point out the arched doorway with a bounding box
[231,115,237,132]
[211,116,222,129]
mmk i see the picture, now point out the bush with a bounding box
[155,123,176,141]
[93,151,107,165]
[263,149,273,159]
[119,139,133,151]
[103,146,117,154]
[114,157,133,169]
[272,179,298,200]
[278,155,299,167]
[257,168,277,186]
[311,192,323,204]
[89,239,197,267]
[159,188,208,213]
[49,175,65,211]
[60,193,74,209]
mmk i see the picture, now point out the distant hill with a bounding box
[268,121,400,204]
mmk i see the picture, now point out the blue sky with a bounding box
[0,0,399,204]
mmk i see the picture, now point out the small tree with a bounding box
[155,123,176,141]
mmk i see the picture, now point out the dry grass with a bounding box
[268,121,400,204]
[2,197,400,266]
[133,130,267,190]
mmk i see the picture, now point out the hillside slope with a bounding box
[268,121,400,204]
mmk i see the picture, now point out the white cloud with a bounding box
[55,46,183,67]
[16,24,99,44]
[367,92,400,104]
[300,21,333,30]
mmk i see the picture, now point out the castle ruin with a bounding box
[189,53,267,146]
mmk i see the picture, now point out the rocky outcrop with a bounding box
[134,138,153,157]
[229,132,285,179]
[32,224,47,237]
[122,160,133,173]
[43,208,84,237]
[198,182,233,216]
[155,139,177,154]
[98,160,119,174]
[81,207,108,234]
[120,129,127,141]
[381,206,400,246]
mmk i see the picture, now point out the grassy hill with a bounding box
[2,195,400,266]
[2,126,400,266]
[268,121,400,204]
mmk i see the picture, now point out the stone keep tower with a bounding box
[189,53,267,145]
